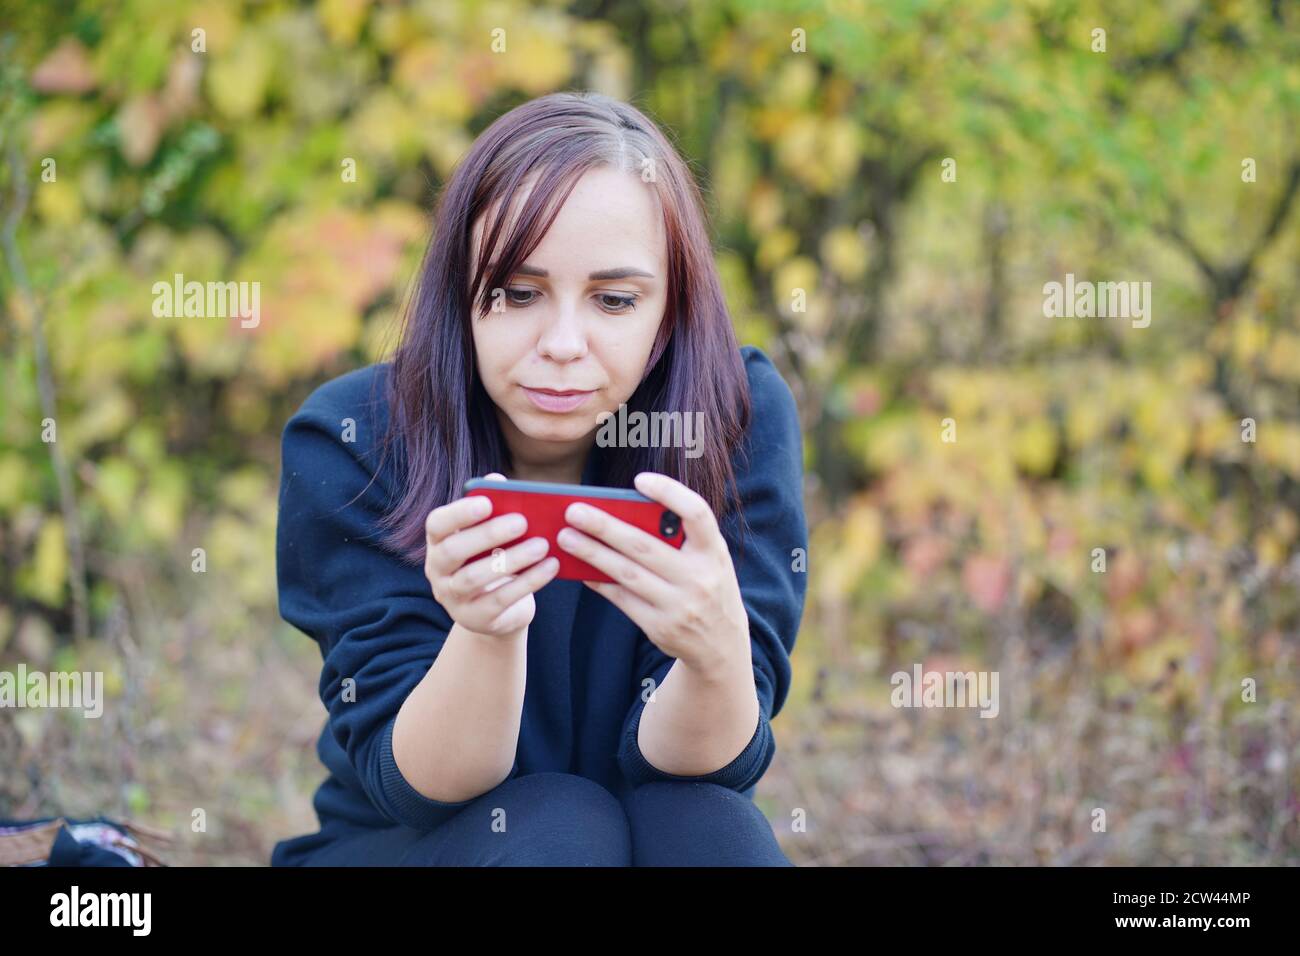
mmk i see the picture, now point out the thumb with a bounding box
[484,472,507,481]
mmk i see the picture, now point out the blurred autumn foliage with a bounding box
[1,0,1297,864]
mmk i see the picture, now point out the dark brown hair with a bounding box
[379,91,751,563]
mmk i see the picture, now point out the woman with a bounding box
[270,91,807,866]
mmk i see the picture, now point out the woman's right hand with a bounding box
[423,473,560,638]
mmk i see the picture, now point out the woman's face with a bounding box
[469,166,668,474]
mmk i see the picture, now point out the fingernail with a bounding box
[506,514,526,533]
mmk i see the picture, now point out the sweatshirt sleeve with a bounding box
[616,348,809,792]
[276,372,519,831]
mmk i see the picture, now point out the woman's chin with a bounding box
[514,414,597,446]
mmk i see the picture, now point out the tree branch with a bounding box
[1155,157,1300,307]
[2,144,91,643]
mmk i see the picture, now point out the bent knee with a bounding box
[484,772,630,865]
[625,779,756,814]
[622,781,792,866]
[623,780,775,837]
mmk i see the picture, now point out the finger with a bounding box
[556,527,672,604]
[563,501,682,579]
[582,579,659,632]
[474,556,560,617]
[434,512,529,574]
[426,494,494,544]
[632,472,718,547]
[425,473,508,543]
[450,536,551,598]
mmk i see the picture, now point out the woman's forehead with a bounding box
[471,169,665,275]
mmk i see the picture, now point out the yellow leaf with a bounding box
[1265,332,1300,383]
[1012,419,1058,476]
[1256,531,1284,568]
[772,255,818,302]
[1139,446,1179,491]
[141,466,188,543]
[29,517,67,605]
[207,34,271,120]
[219,468,272,513]
[820,500,881,597]
[95,458,138,524]
[319,0,370,44]
[771,256,822,332]
[747,181,784,234]
[496,28,573,94]
[1260,423,1300,478]
[771,57,818,107]
[821,117,862,183]
[0,454,25,509]
[1066,396,1107,448]
[34,179,81,226]
[1230,315,1266,365]
[820,226,869,281]
[71,389,133,451]
[756,227,798,271]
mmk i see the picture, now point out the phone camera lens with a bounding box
[660,510,680,537]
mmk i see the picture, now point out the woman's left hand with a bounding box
[556,471,750,678]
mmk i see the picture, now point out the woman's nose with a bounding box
[536,303,588,361]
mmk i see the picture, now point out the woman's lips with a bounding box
[521,386,596,413]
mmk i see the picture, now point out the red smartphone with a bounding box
[462,478,686,583]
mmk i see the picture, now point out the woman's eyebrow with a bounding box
[507,263,655,280]
[588,266,655,280]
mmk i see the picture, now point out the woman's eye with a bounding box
[502,288,635,312]
[597,293,637,313]
[504,287,539,306]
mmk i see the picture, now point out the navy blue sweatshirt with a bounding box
[270,345,807,865]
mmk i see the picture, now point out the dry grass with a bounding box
[3,549,1296,867]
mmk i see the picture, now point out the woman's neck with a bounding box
[509,458,586,484]
[504,435,594,485]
